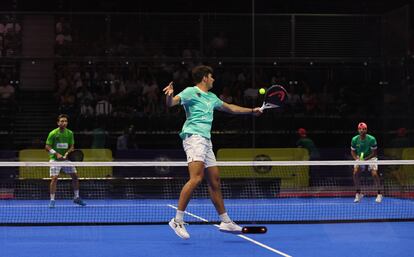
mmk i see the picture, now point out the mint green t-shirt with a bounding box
[177,86,224,139]
[46,128,74,160]
[351,134,377,157]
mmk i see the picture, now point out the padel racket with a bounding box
[67,149,84,161]
[220,225,267,234]
[259,85,288,111]
[242,226,267,234]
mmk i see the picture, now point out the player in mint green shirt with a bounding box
[45,114,86,208]
[163,65,262,239]
[350,122,382,203]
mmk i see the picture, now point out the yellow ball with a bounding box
[259,88,266,95]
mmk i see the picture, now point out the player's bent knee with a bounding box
[190,176,204,185]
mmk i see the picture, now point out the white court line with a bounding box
[167,204,292,257]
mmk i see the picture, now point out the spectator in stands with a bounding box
[2,15,21,56]
[219,86,233,104]
[76,86,95,105]
[55,17,72,56]
[0,80,15,101]
[286,84,302,113]
[5,17,21,35]
[77,98,95,130]
[95,96,112,117]
[173,64,190,86]
[210,32,228,57]
[59,88,76,116]
[142,78,160,115]
[301,82,318,115]
[116,125,138,151]
[390,127,411,148]
[335,85,352,116]
[270,71,287,85]
[317,82,335,115]
[110,79,127,105]
[91,120,108,149]
[0,33,3,57]
[243,84,259,106]
[296,128,320,160]
[0,19,4,35]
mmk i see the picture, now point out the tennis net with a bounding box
[0,160,413,225]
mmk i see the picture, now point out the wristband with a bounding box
[49,149,57,155]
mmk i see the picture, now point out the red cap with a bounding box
[397,127,407,137]
[358,122,367,130]
[298,128,307,137]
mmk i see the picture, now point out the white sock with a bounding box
[219,212,231,223]
[74,190,79,198]
[175,210,185,222]
[50,194,55,201]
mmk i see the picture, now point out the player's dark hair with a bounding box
[192,65,213,84]
[57,114,69,121]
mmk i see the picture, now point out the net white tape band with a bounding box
[0,160,414,167]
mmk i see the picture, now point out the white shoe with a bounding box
[375,194,383,203]
[219,221,242,234]
[354,193,364,203]
[169,218,190,240]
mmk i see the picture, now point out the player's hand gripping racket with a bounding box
[58,149,84,161]
[67,149,84,161]
[259,85,288,112]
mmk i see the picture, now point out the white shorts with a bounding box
[49,160,77,177]
[182,134,217,168]
[354,157,378,172]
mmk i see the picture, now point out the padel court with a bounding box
[1,197,413,257]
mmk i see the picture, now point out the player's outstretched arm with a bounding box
[162,82,180,107]
[218,102,262,116]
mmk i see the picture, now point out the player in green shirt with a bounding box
[163,65,262,239]
[296,128,320,160]
[350,122,382,203]
[45,114,86,208]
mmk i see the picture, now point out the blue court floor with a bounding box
[1,222,413,257]
[1,197,413,223]
[1,197,413,256]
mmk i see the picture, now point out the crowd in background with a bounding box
[0,15,21,57]
[0,14,413,151]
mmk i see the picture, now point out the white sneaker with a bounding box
[375,194,383,203]
[169,218,190,240]
[219,221,242,234]
[354,193,364,203]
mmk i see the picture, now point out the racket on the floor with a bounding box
[242,226,267,234]
[67,149,84,161]
[259,85,288,111]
